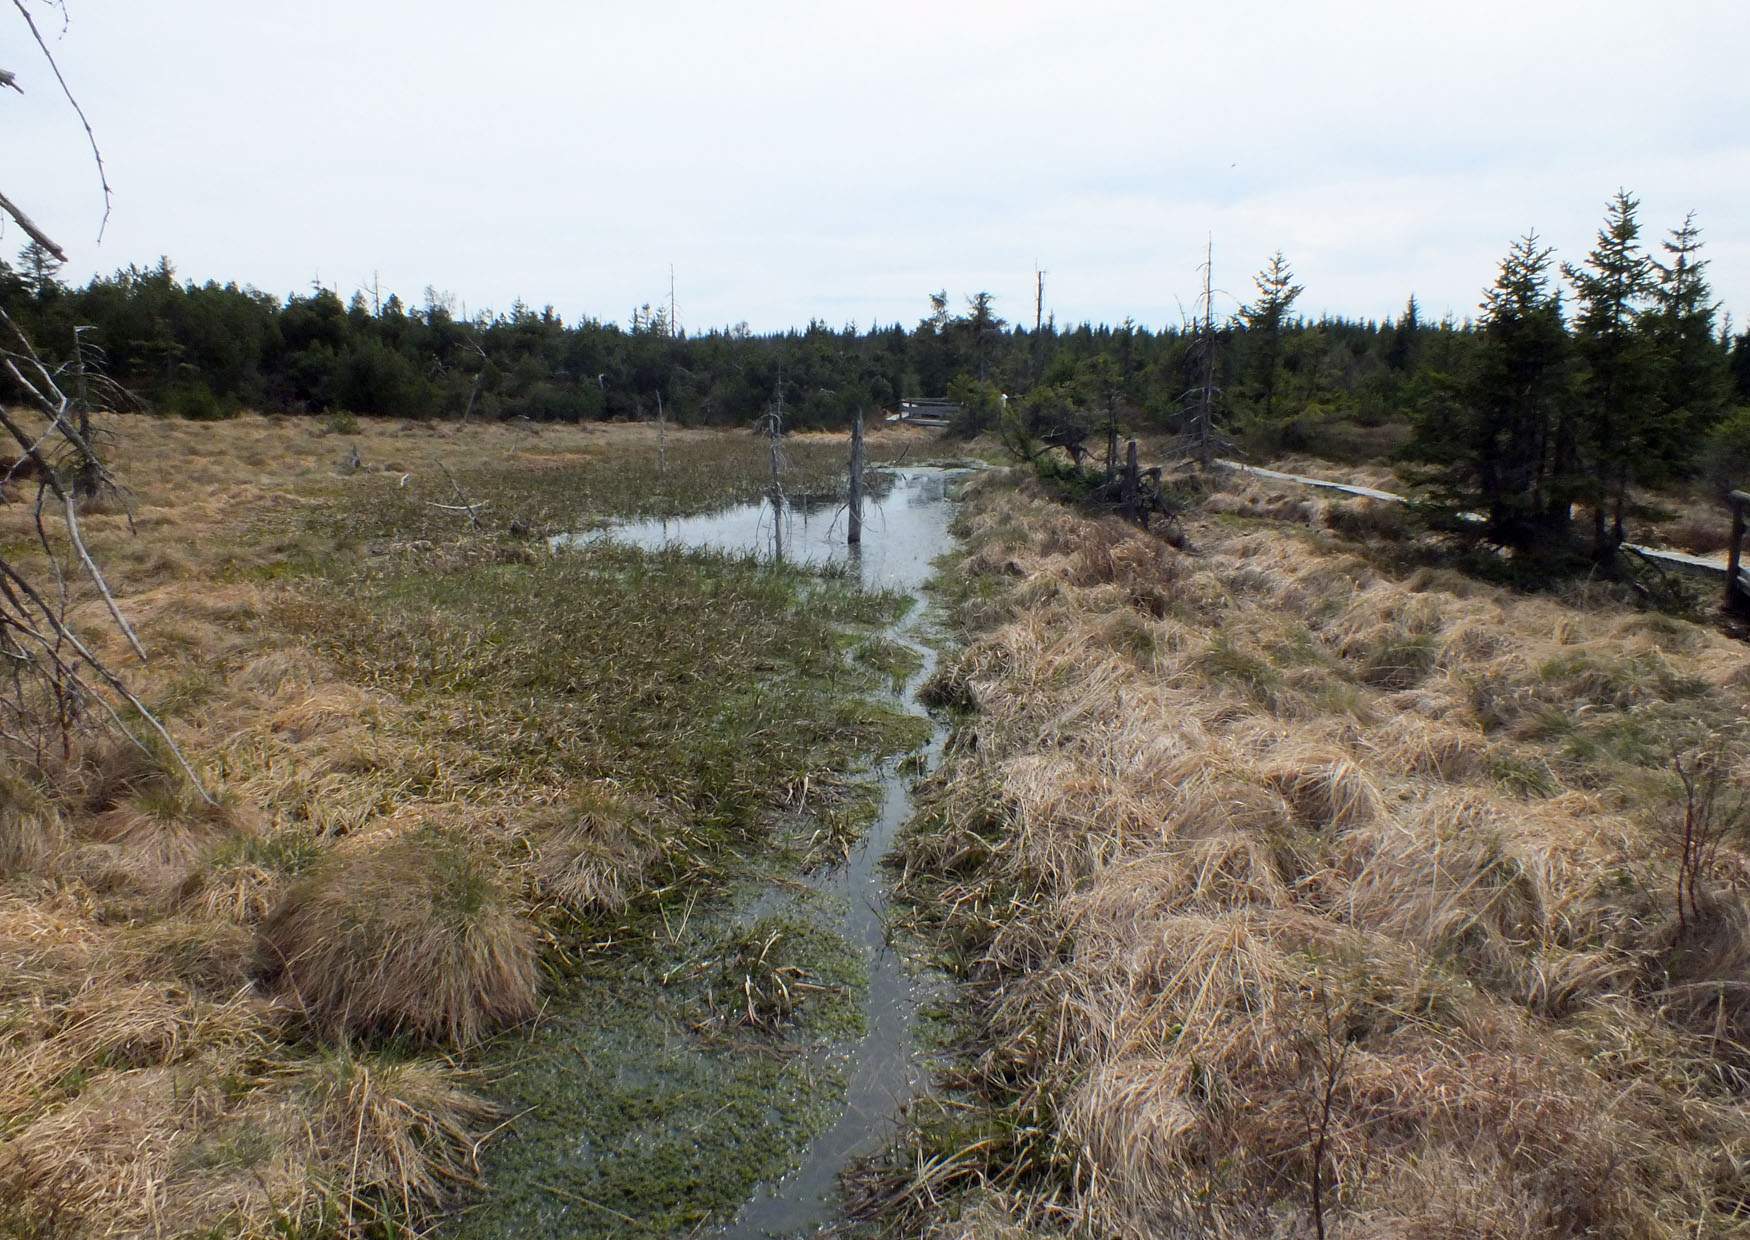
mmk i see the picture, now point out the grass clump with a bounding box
[262,827,539,1046]
[525,784,670,918]
[290,1046,501,1227]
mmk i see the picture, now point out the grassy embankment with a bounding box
[859,465,1750,1238]
[0,415,933,1236]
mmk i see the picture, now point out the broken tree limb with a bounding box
[0,187,66,262]
[11,0,112,239]
[437,463,484,529]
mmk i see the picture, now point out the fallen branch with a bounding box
[437,464,484,529]
[11,0,112,239]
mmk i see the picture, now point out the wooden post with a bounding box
[1728,491,1749,615]
[848,409,864,546]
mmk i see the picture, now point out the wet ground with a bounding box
[461,468,964,1238]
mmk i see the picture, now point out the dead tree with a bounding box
[3,1,112,252]
[1178,235,1229,467]
[761,384,786,560]
[457,334,489,423]
[847,408,864,547]
[0,4,207,796]
[1,312,208,793]
[1120,438,1140,523]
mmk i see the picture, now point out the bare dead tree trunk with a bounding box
[848,408,864,547]
[764,391,785,561]
[460,372,483,423]
[1033,265,1046,382]
[1192,237,1219,467]
[71,325,100,498]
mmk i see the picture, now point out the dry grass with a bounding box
[0,413,923,1235]
[871,467,1750,1238]
[522,783,670,917]
[261,827,540,1045]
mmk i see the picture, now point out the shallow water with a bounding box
[591,467,964,1236]
[579,467,962,593]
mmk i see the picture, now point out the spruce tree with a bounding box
[1415,233,1571,549]
[1732,332,1750,404]
[1646,212,1730,472]
[1240,250,1303,420]
[16,240,63,299]
[1564,190,1657,553]
[1386,293,1419,372]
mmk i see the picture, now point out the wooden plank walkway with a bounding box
[1217,459,1743,589]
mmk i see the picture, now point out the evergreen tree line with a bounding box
[2,191,1747,548]
[1410,192,1745,557]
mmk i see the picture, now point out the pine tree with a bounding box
[1564,190,1657,553]
[1645,212,1730,472]
[1240,250,1303,419]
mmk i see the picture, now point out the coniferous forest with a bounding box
[6,193,1747,545]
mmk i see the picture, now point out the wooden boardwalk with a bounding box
[1218,459,1747,593]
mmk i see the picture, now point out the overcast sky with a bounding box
[8,1,1747,335]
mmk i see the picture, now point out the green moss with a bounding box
[454,891,866,1240]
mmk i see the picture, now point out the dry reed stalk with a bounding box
[877,469,1750,1238]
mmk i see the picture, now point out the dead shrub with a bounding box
[260,828,539,1045]
[1661,514,1732,557]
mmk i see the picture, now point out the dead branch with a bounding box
[0,187,67,262]
[11,0,112,239]
[437,464,483,529]
[0,316,211,799]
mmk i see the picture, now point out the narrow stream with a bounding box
[586,467,963,1237]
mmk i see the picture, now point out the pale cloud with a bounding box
[6,0,1745,333]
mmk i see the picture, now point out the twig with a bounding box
[12,0,112,239]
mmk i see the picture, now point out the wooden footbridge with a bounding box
[1222,461,1750,615]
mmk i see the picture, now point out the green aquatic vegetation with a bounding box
[452,892,867,1240]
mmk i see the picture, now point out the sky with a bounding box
[7,1,1748,335]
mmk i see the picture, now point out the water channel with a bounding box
[586,466,964,1236]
